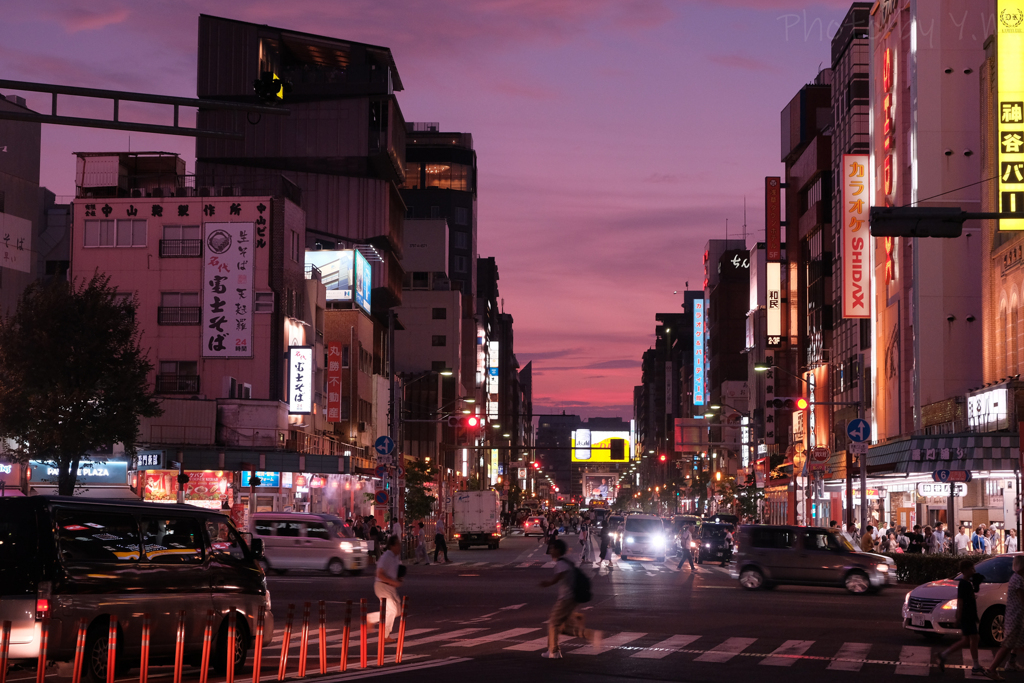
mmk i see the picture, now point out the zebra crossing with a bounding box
[421,558,692,572]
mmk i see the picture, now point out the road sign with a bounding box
[396,465,405,478]
[847,419,870,443]
[933,469,972,483]
[374,465,387,479]
[374,436,395,456]
[849,443,868,455]
[810,447,830,462]
[374,489,389,505]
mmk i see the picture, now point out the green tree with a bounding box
[0,274,161,495]
[404,459,437,520]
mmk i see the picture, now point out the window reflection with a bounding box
[403,162,470,191]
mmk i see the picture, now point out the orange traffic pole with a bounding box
[36,618,50,683]
[251,607,265,683]
[199,610,214,683]
[71,619,86,683]
[172,612,185,683]
[395,597,408,664]
[339,602,351,673]
[139,614,151,683]
[297,603,310,678]
[276,604,294,682]
[317,601,326,675]
[359,600,367,670]
[1,621,12,683]
[103,616,115,683]
[376,598,386,667]
[226,608,237,683]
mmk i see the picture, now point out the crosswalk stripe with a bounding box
[518,562,534,568]
[401,628,486,648]
[694,637,757,663]
[963,648,993,678]
[504,636,551,652]
[574,632,646,656]
[895,645,931,676]
[631,635,700,659]
[542,561,556,568]
[828,642,871,671]
[447,628,540,648]
[761,639,814,666]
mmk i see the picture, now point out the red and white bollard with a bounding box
[36,618,50,683]
[103,616,115,683]
[359,599,367,670]
[376,599,386,667]
[226,608,237,683]
[172,612,185,683]
[395,597,408,664]
[71,619,86,683]
[297,603,310,678]
[139,614,151,683]
[317,601,326,675]
[276,605,294,682]
[0,620,11,683]
[251,607,265,683]
[199,610,214,683]
[340,602,351,673]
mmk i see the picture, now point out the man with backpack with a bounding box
[539,539,602,659]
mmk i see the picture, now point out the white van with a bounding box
[252,513,368,575]
[619,514,668,562]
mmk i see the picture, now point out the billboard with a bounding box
[693,300,706,406]
[305,250,355,301]
[766,261,782,347]
[288,346,314,415]
[202,222,254,357]
[571,430,631,463]
[354,249,372,314]
[765,177,781,261]
[326,342,343,422]
[998,1,1024,230]
[841,155,871,318]
[582,474,617,504]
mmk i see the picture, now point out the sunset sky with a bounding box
[1,0,854,418]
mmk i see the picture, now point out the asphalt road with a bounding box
[9,537,994,682]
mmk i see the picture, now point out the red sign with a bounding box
[765,177,781,261]
[327,342,342,422]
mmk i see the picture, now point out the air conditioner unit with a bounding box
[130,188,145,198]
[221,186,235,197]
[358,421,367,432]
[241,383,252,399]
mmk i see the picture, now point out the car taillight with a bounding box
[36,599,49,619]
[491,533,499,537]
[453,533,461,538]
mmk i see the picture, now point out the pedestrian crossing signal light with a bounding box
[770,397,809,410]
[659,454,667,462]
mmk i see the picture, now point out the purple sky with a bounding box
[2,0,854,418]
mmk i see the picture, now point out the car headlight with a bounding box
[876,563,889,573]
[653,535,666,548]
[904,591,911,606]
[626,536,635,544]
[690,541,697,548]
[941,599,958,611]
[705,543,711,548]
[341,541,353,552]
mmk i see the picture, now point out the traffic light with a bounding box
[253,72,292,103]
[466,415,481,428]
[659,454,667,463]
[770,397,809,410]
[532,461,540,469]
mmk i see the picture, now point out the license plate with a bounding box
[911,613,925,627]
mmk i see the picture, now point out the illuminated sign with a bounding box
[288,346,314,415]
[766,262,782,347]
[305,250,355,301]
[967,386,1010,431]
[881,47,896,201]
[917,482,967,498]
[354,250,372,314]
[242,471,281,487]
[202,222,254,358]
[582,474,617,503]
[30,460,128,485]
[693,300,706,405]
[326,341,343,422]
[998,1,1024,230]
[136,451,164,470]
[765,177,781,261]
[842,155,871,318]
[571,430,631,463]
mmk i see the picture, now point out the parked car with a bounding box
[902,554,1017,645]
[731,524,894,594]
[252,512,367,575]
[523,516,546,536]
[619,514,668,562]
[0,496,272,683]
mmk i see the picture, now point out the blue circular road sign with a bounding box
[374,436,395,456]
[847,419,870,443]
[374,490,389,505]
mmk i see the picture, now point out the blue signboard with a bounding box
[306,250,355,301]
[847,418,870,443]
[241,471,280,488]
[375,435,395,456]
[354,250,372,315]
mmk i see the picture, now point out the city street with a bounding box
[5,537,986,683]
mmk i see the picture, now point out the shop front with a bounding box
[0,458,24,496]
[28,458,137,498]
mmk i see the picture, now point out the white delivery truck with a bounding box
[452,490,502,550]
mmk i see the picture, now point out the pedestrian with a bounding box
[842,523,857,546]
[434,516,451,563]
[990,528,1002,555]
[933,523,946,553]
[984,554,1024,680]
[955,526,970,555]
[372,535,403,644]
[677,525,696,571]
[907,525,925,554]
[598,523,611,569]
[922,526,935,554]
[860,525,875,552]
[829,520,839,531]
[391,517,402,542]
[935,559,984,676]
[539,515,549,544]
[414,521,429,565]
[1008,529,1019,554]
[538,539,602,659]
[973,526,986,554]
[722,525,735,567]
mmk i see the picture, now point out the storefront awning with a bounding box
[866,432,1020,474]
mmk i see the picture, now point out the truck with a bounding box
[452,490,502,550]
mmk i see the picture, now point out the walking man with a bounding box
[434,516,451,563]
[373,535,403,644]
[955,526,970,555]
[677,525,696,571]
[935,559,983,676]
[414,521,429,565]
[538,539,602,659]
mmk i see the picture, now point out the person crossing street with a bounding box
[677,524,696,571]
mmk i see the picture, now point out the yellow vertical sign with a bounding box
[999,2,1024,230]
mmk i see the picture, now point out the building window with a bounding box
[411,272,428,289]
[359,345,372,375]
[424,163,471,191]
[430,206,441,219]
[453,231,469,250]
[290,230,300,262]
[432,307,447,320]
[340,396,351,421]
[453,255,468,273]
[45,260,70,277]
[84,219,147,248]
[454,207,469,226]
[254,292,274,313]
[157,361,199,393]
[158,292,201,325]
[432,335,446,347]
[341,345,350,368]
[160,225,201,257]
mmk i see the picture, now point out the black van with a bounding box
[0,496,273,683]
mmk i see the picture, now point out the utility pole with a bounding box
[858,352,867,532]
[388,310,399,531]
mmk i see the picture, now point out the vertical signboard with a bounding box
[354,249,373,314]
[765,177,781,261]
[326,342,342,422]
[766,261,782,347]
[1,212,32,273]
[289,346,314,415]
[842,154,871,318]
[999,2,1024,231]
[202,222,254,358]
[764,352,776,445]
[693,300,706,406]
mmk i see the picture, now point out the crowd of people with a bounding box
[828,520,1019,555]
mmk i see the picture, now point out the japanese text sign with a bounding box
[327,341,343,422]
[766,261,782,347]
[765,177,781,261]
[289,346,314,415]
[693,300,706,405]
[842,155,871,318]
[998,1,1024,230]
[202,222,254,358]
[0,212,32,273]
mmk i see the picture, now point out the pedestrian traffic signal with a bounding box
[769,397,809,410]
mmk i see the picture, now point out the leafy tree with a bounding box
[0,274,161,495]
[404,459,437,520]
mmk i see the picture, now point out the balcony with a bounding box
[160,239,202,258]
[158,306,201,325]
[156,374,200,394]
